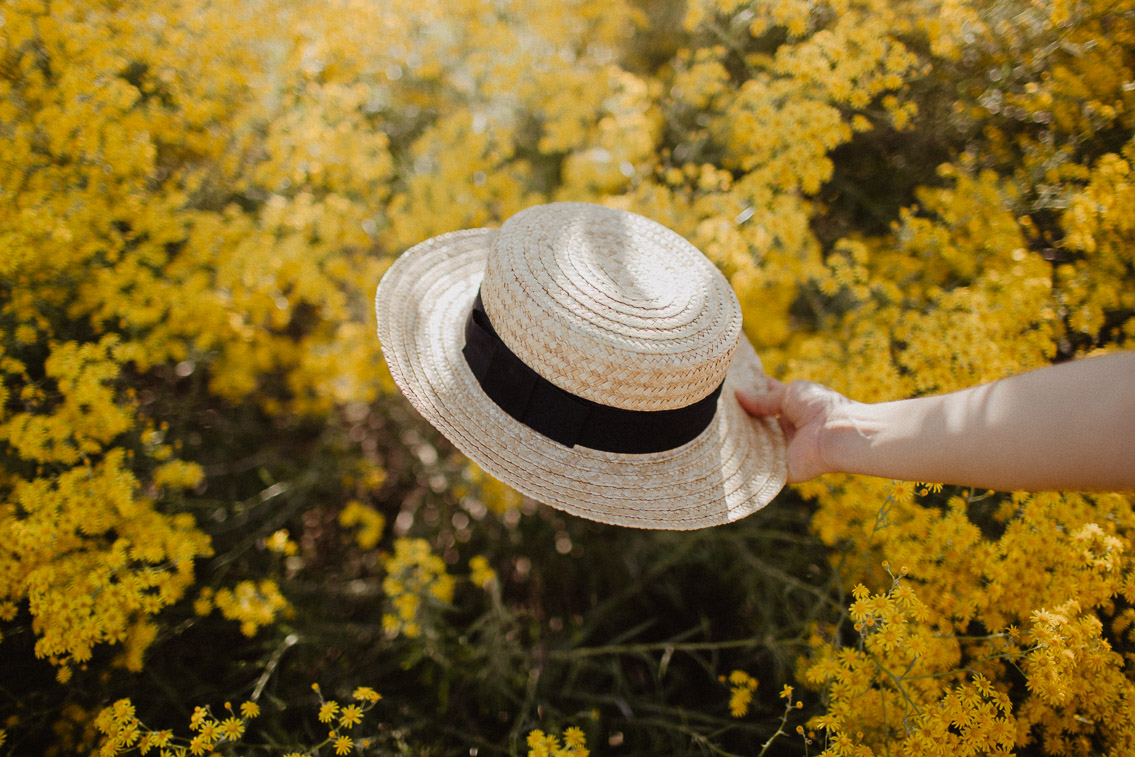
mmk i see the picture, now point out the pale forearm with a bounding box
[822,352,1135,492]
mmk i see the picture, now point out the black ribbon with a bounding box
[462,292,723,454]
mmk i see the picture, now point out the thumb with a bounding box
[735,378,785,417]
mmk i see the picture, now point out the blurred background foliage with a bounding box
[1,0,1134,754]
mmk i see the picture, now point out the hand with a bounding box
[738,352,1135,491]
[737,378,855,484]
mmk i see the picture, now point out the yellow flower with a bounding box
[338,704,364,729]
[351,686,381,702]
[469,555,498,589]
[239,701,260,719]
[265,529,297,555]
[526,726,588,756]
[193,590,215,617]
[189,707,209,731]
[339,501,385,549]
[318,701,340,723]
[729,686,754,718]
[527,729,554,757]
[198,720,219,742]
[188,735,209,756]
[333,734,353,755]
[563,726,588,753]
[380,538,455,638]
[728,670,756,687]
[112,700,136,724]
[212,580,290,637]
[220,716,244,740]
[726,671,758,718]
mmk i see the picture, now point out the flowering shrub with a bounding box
[2,0,1133,753]
[380,538,455,639]
[93,685,383,756]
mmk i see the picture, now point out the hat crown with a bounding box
[480,203,742,411]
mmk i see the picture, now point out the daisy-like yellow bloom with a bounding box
[318,701,340,723]
[563,726,588,752]
[351,686,381,702]
[188,734,210,756]
[526,726,589,756]
[220,716,244,740]
[117,722,140,746]
[333,734,354,755]
[112,700,136,723]
[338,704,364,729]
[727,670,758,718]
[526,729,555,757]
[189,707,209,731]
[239,701,260,719]
[197,720,219,743]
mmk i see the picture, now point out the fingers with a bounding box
[738,376,850,485]
[735,377,786,417]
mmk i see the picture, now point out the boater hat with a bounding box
[374,202,786,530]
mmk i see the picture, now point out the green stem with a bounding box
[756,703,794,757]
[251,632,298,701]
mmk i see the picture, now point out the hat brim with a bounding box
[375,227,787,530]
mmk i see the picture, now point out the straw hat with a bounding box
[374,202,786,530]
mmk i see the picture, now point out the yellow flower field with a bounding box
[1,0,1133,754]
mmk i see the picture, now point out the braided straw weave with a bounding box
[375,202,786,530]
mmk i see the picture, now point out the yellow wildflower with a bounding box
[338,704,364,729]
[219,717,244,740]
[189,707,208,731]
[726,670,758,718]
[318,701,340,723]
[351,686,381,702]
[469,555,498,589]
[380,538,455,638]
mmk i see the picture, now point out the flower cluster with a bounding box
[468,555,498,591]
[93,686,382,756]
[526,726,590,757]
[194,580,290,637]
[380,538,456,639]
[338,500,386,550]
[309,683,384,757]
[94,698,259,756]
[724,670,758,718]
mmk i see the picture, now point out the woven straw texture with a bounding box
[374,203,786,530]
[481,203,740,410]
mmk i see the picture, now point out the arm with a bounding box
[738,351,1135,492]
